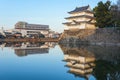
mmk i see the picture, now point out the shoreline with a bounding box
[59,42,120,46]
[1,38,120,46]
[0,38,59,42]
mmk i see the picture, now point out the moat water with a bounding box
[0,42,120,80]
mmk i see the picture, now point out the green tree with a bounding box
[93,1,113,28]
[110,5,118,27]
[117,0,120,10]
[110,0,120,28]
[117,0,120,27]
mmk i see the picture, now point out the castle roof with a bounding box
[65,15,95,19]
[68,70,90,79]
[68,5,90,14]
[63,21,95,26]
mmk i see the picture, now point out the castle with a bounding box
[60,5,96,42]
[63,5,96,30]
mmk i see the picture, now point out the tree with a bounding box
[117,0,120,27]
[117,0,120,10]
[111,0,120,28]
[93,1,113,28]
[110,5,118,27]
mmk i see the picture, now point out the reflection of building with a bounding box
[63,5,95,30]
[14,42,49,57]
[0,43,6,50]
[60,45,95,80]
[48,42,57,48]
[15,48,49,57]
[15,21,49,37]
[49,30,60,38]
[0,42,57,57]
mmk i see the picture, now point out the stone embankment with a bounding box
[59,28,120,46]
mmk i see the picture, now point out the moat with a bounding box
[0,42,120,80]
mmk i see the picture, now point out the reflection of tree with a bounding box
[86,46,120,64]
[93,60,120,80]
[59,44,120,80]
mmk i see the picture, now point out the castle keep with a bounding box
[61,5,96,41]
[63,5,96,30]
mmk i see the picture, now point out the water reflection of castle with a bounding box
[61,45,95,80]
[0,42,57,56]
[60,44,120,80]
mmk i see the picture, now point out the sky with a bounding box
[0,0,117,32]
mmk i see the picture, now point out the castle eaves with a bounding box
[68,5,90,14]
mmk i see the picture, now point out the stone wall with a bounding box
[60,28,120,45]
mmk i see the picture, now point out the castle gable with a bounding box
[68,5,91,14]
